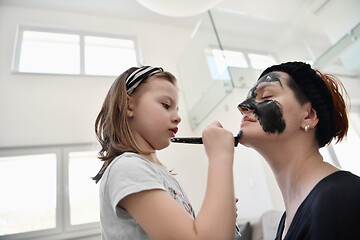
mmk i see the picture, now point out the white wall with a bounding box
[0,5,193,147]
[0,5,212,213]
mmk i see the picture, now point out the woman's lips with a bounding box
[241,116,257,127]
[242,116,257,123]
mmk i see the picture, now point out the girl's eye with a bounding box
[162,103,170,109]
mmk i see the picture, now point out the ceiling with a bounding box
[0,0,305,29]
[1,0,359,76]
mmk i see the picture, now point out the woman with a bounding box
[237,61,360,239]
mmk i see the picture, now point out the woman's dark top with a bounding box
[275,171,360,240]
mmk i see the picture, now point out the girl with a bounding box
[93,66,236,240]
[237,61,360,239]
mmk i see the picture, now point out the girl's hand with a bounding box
[202,121,235,163]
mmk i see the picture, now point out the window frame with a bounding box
[0,143,101,240]
[12,25,141,77]
[320,106,360,176]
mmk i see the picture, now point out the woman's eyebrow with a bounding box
[260,74,284,87]
[248,75,283,97]
[256,83,272,92]
[255,81,281,93]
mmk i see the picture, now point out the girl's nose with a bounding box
[173,112,181,125]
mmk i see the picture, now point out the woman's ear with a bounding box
[302,102,319,130]
[126,95,134,118]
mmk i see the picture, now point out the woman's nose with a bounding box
[237,101,254,115]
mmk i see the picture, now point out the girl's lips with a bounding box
[169,127,178,137]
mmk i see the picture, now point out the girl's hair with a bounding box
[259,61,349,148]
[93,67,177,183]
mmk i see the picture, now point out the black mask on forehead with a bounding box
[238,73,286,134]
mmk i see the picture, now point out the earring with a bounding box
[304,125,310,132]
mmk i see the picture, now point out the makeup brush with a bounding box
[171,131,242,147]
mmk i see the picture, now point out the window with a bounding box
[329,112,360,176]
[248,53,277,70]
[320,111,360,177]
[212,49,248,68]
[84,36,138,76]
[0,153,57,235]
[205,49,231,80]
[0,144,102,240]
[206,47,277,80]
[18,31,80,74]
[13,26,139,76]
[68,150,100,225]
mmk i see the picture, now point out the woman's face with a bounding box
[237,71,306,146]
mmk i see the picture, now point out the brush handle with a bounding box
[171,131,242,147]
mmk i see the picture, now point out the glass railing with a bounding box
[178,11,233,130]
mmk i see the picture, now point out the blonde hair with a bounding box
[93,67,177,183]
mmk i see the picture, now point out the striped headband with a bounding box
[126,66,164,94]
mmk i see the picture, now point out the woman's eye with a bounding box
[261,92,272,99]
[261,95,272,99]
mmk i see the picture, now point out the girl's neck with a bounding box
[141,151,163,166]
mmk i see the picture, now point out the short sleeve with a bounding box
[104,154,166,216]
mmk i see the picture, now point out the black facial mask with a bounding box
[238,73,286,134]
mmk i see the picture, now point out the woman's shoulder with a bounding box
[285,171,360,239]
[319,170,360,188]
[309,170,360,206]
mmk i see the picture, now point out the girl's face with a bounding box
[237,71,306,146]
[128,76,181,151]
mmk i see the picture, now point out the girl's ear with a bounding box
[126,95,134,118]
[302,102,319,130]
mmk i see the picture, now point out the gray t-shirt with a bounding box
[99,152,195,240]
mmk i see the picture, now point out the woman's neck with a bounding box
[264,145,338,236]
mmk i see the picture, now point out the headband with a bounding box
[126,66,164,94]
[259,61,335,148]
